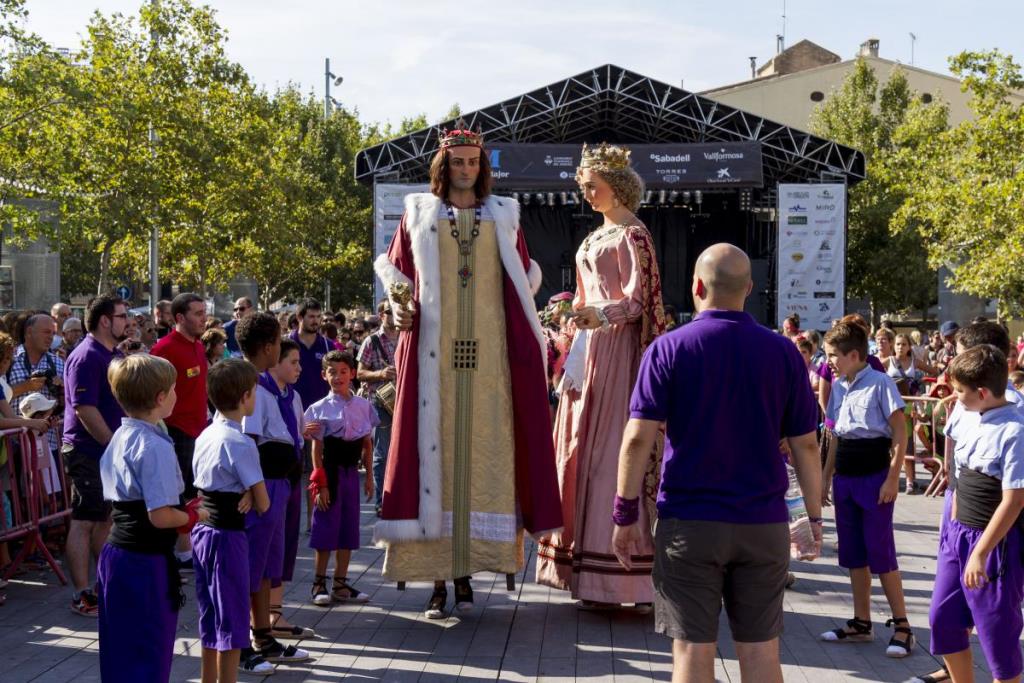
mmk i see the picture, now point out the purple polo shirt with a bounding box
[63,334,125,459]
[630,309,819,524]
[290,331,332,410]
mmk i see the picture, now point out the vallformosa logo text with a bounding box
[649,153,691,163]
[704,148,744,161]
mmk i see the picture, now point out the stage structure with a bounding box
[357,65,865,326]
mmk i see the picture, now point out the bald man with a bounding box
[611,244,823,683]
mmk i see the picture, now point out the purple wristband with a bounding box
[612,495,640,526]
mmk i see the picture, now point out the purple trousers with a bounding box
[833,469,899,573]
[192,525,251,651]
[930,518,1024,679]
[245,478,290,593]
[275,477,303,587]
[97,544,177,683]
[310,466,360,551]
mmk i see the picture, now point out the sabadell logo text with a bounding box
[649,153,691,163]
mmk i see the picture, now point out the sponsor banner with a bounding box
[488,142,763,189]
[374,182,430,303]
[777,184,846,331]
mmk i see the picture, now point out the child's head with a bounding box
[236,311,281,371]
[321,350,356,394]
[208,358,259,416]
[823,322,868,377]
[948,344,1009,410]
[108,354,178,419]
[271,338,302,386]
[1010,370,1024,391]
[894,333,915,360]
[955,321,1011,357]
[794,335,814,365]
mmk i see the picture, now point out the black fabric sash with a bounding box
[258,440,299,480]
[198,490,245,531]
[107,500,184,612]
[835,436,892,476]
[322,436,363,508]
[956,467,1005,530]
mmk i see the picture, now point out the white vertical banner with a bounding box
[373,183,429,304]
[776,183,846,331]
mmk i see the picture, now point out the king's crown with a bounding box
[439,118,483,149]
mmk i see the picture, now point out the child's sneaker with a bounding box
[70,590,99,617]
[238,648,275,675]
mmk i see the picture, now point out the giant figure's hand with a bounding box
[394,302,417,331]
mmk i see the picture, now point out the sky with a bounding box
[21,0,1024,127]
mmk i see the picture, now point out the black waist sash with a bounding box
[956,468,1006,530]
[198,490,245,530]
[835,436,892,476]
[322,436,363,507]
[107,500,184,611]
[258,440,299,480]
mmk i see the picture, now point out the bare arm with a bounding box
[249,481,270,514]
[357,361,394,383]
[964,489,1024,589]
[817,378,831,419]
[611,418,661,569]
[148,505,191,529]
[75,405,115,446]
[787,431,822,520]
[878,410,907,504]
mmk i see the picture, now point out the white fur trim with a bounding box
[373,252,412,292]
[373,193,547,545]
[527,259,542,295]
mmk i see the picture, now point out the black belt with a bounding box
[322,436,363,509]
[956,468,1007,530]
[835,436,892,476]
[107,500,184,611]
[258,440,300,480]
[198,490,245,531]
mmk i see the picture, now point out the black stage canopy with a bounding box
[355,64,865,189]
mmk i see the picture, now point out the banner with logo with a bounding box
[374,182,429,303]
[776,183,846,331]
[488,142,763,189]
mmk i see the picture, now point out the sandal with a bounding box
[885,617,916,658]
[238,647,275,675]
[253,628,311,663]
[425,585,447,619]
[453,576,473,613]
[902,666,949,683]
[311,575,330,607]
[331,576,368,603]
[269,603,315,639]
[820,616,874,642]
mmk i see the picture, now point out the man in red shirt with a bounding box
[151,292,208,570]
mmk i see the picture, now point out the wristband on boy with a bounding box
[176,507,200,535]
[612,494,640,526]
[309,467,328,493]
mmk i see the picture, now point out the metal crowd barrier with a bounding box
[900,394,957,498]
[0,427,69,583]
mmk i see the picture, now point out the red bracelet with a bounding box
[176,506,200,535]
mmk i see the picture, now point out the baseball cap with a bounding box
[939,321,960,337]
[62,317,83,333]
[20,392,56,417]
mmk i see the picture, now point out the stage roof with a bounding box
[355,64,866,190]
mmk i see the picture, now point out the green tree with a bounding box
[893,50,1024,318]
[810,58,948,324]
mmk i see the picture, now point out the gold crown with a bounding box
[438,118,483,149]
[579,142,632,172]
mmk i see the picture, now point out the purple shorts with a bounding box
[192,525,251,651]
[97,544,178,682]
[276,478,303,587]
[833,469,899,573]
[310,466,361,552]
[245,478,290,593]
[930,518,1024,679]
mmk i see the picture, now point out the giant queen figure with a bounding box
[373,123,562,618]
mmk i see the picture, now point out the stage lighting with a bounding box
[682,191,691,204]
[644,191,654,205]
[512,192,520,202]
[669,191,679,203]
[535,193,545,205]
[521,192,530,205]
[571,192,580,205]
[694,190,703,205]
[559,191,568,205]
[658,190,667,204]
[546,192,555,206]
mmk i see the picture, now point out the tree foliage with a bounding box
[810,58,948,323]
[893,50,1024,318]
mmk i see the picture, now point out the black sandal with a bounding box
[820,616,874,642]
[885,617,916,658]
[425,585,447,619]
[453,576,473,613]
[331,576,369,603]
[253,627,312,663]
[311,574,330,606]
[269,603,315,639]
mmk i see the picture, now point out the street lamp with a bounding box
[323,58,343,310]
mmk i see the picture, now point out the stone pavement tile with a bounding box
[574,651,615,680]
[420,655,466,682]
[457,656,503,680]
[497,656,540,681]
[537,657,575,682]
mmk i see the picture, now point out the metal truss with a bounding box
[355,64,866,187]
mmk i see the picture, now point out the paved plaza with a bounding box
[0,467,1004,682]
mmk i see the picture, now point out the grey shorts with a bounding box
[653,518,789,643]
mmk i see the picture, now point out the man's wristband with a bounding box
[808,516,824,525]
[612,495,640,526]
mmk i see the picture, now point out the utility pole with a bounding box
[323,59,342,311]
[909,32,917,66]
[148,0,160,309]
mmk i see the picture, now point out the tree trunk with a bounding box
[869,299,879,331]
[97,241,111,295]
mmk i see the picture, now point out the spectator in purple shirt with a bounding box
[611,244,823,683]
[62,294,129,617]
